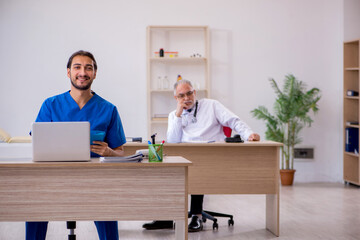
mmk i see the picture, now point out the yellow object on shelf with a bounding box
[154,51,179,58]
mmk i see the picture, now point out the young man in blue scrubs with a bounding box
[26,50,126,240]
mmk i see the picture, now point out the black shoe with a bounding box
[142,220,174,230]
[188,216,203,232]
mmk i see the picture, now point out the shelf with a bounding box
[151,89,208,93]
[148,25,208,31]
[150,57,207,63]
[345,67,359,71]
[151,89,174,93]
[344,96,359,100]
[151,119,168,124]
[345,124,360,128]
[344,151,359,157]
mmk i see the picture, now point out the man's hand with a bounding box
[91,141,112,156]
[91,141,124,156]
[248,133,260,141]
[175,99,188,117]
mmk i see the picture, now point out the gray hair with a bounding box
[173,79,193,95]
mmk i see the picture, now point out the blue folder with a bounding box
[345,127,359,153]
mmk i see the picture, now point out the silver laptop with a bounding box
[32,122,90,162]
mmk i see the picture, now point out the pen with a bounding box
[156,140,165,153]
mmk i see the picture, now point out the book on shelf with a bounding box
[100,153,144,163]
[345,127,359,153]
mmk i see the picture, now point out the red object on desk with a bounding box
[223,126,232,138]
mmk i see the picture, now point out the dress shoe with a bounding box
[142,220,174,230]
[188,215,203,232]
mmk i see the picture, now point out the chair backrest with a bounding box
[223,126,232,138]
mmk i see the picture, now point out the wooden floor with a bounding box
[1,183,359,240]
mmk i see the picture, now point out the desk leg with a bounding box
[175,220,187,240]
[266,194,279,236]
[174,166,188,240]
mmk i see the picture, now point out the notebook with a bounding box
[32,122,91,162]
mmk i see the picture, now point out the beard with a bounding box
[70,76,93,90]
[183,100,194,109]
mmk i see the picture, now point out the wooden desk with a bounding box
[124,141,281,236]
[0,156,191,240]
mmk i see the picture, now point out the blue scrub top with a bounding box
[35,91,126,157]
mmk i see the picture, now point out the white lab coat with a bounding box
[167,98,253,143]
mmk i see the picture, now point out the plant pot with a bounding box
[280,169,296,186]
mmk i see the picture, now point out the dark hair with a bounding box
[67,50,97,71]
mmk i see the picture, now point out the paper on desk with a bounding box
[183,140,215,143]
[100,153,143,163]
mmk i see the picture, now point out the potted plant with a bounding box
[251,74,321,185]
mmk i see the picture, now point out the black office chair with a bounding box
[187,210,233,230]
[201,210,234,230]
[195,127,235,230]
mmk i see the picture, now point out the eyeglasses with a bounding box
[176,90,194,99]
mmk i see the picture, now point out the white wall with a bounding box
[344,0,360,41]
[0,0,345,182]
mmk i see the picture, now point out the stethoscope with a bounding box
[192,100,198,123]
[183,100,198,126]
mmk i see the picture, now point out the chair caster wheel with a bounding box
[202,218,207,223]
[212,222,218,230]
[68,235,76,240]
[228,219,234,226]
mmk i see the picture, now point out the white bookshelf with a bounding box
[146,26,210,140]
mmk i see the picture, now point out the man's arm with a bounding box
[94,106,126,156]
[91,142,124,156]
[213,100,258,141]
[35,100,52,122]
[166,111,183,143]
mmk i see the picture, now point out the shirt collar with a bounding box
[181,100,199,115]
[182,106,194,115]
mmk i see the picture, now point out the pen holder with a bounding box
[148,144,163,162]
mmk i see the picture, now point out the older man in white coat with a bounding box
[143,79,260,232]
